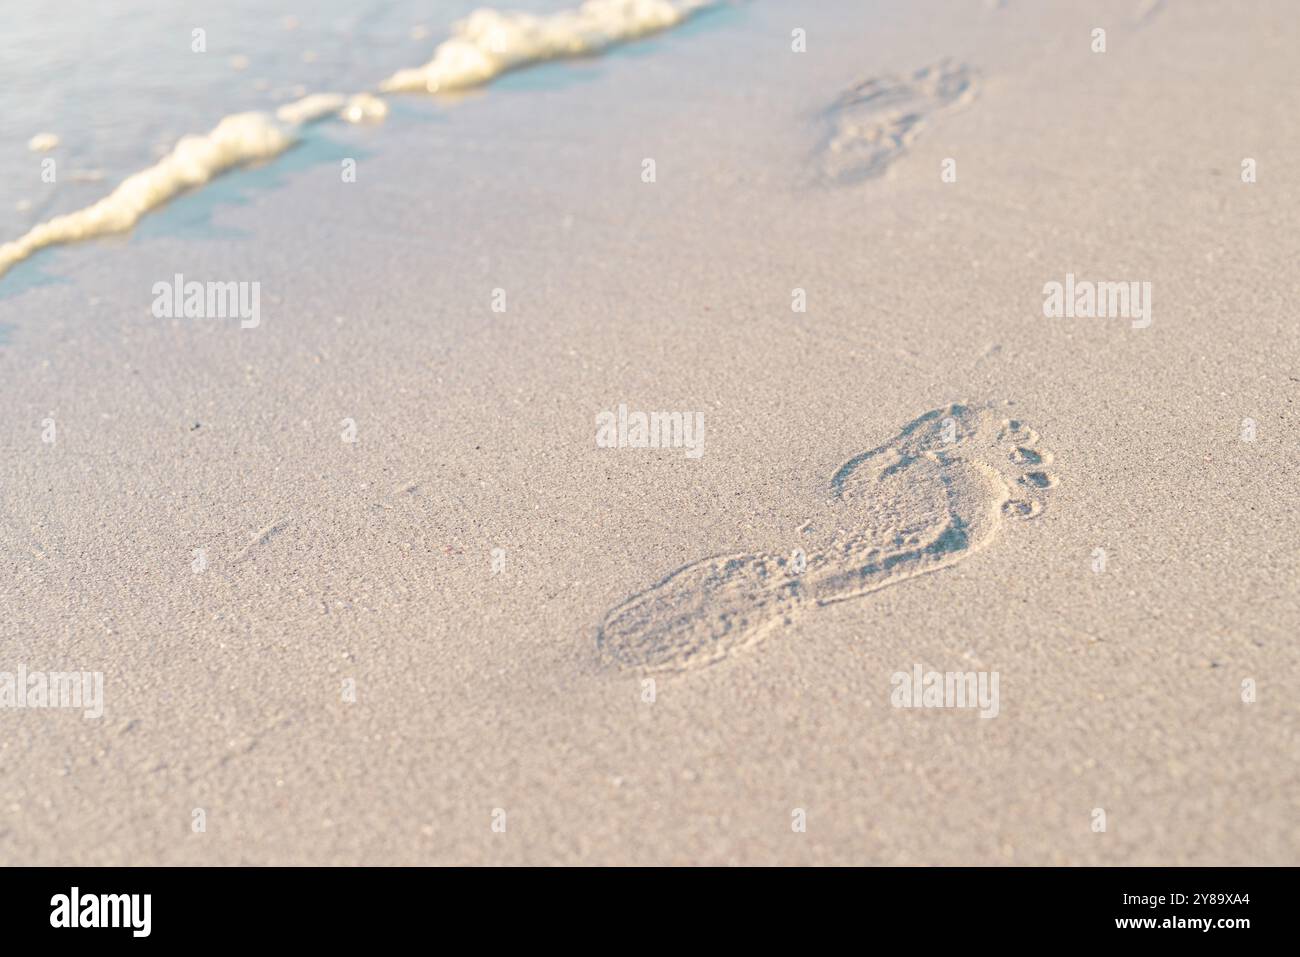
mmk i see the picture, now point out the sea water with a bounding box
[1,0,709,278]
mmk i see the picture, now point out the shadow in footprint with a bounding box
[598,402,1058,673]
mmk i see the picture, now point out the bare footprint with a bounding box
[817,59,978,184]
[597,403,1056,672]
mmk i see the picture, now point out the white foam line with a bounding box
[0,94,385,280]
[381,0,714,93]
[0,0,711,280]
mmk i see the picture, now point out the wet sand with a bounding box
[0,0,1296,864]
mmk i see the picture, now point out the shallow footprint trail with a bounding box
[817,59,978,184]
[598,402,1057,672]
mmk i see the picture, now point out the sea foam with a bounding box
[0,0,710,280]
[382,0,712,93]
[0,95,374,280]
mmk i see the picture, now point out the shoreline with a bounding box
[1,0,1296,865]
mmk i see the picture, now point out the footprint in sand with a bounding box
[817,59,978,184]
[598,402,1057,672]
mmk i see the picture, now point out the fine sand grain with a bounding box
[0,0,1296,865]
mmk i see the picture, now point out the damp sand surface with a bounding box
[0,0,1297,864]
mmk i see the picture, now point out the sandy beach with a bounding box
[1,0,1297,865]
